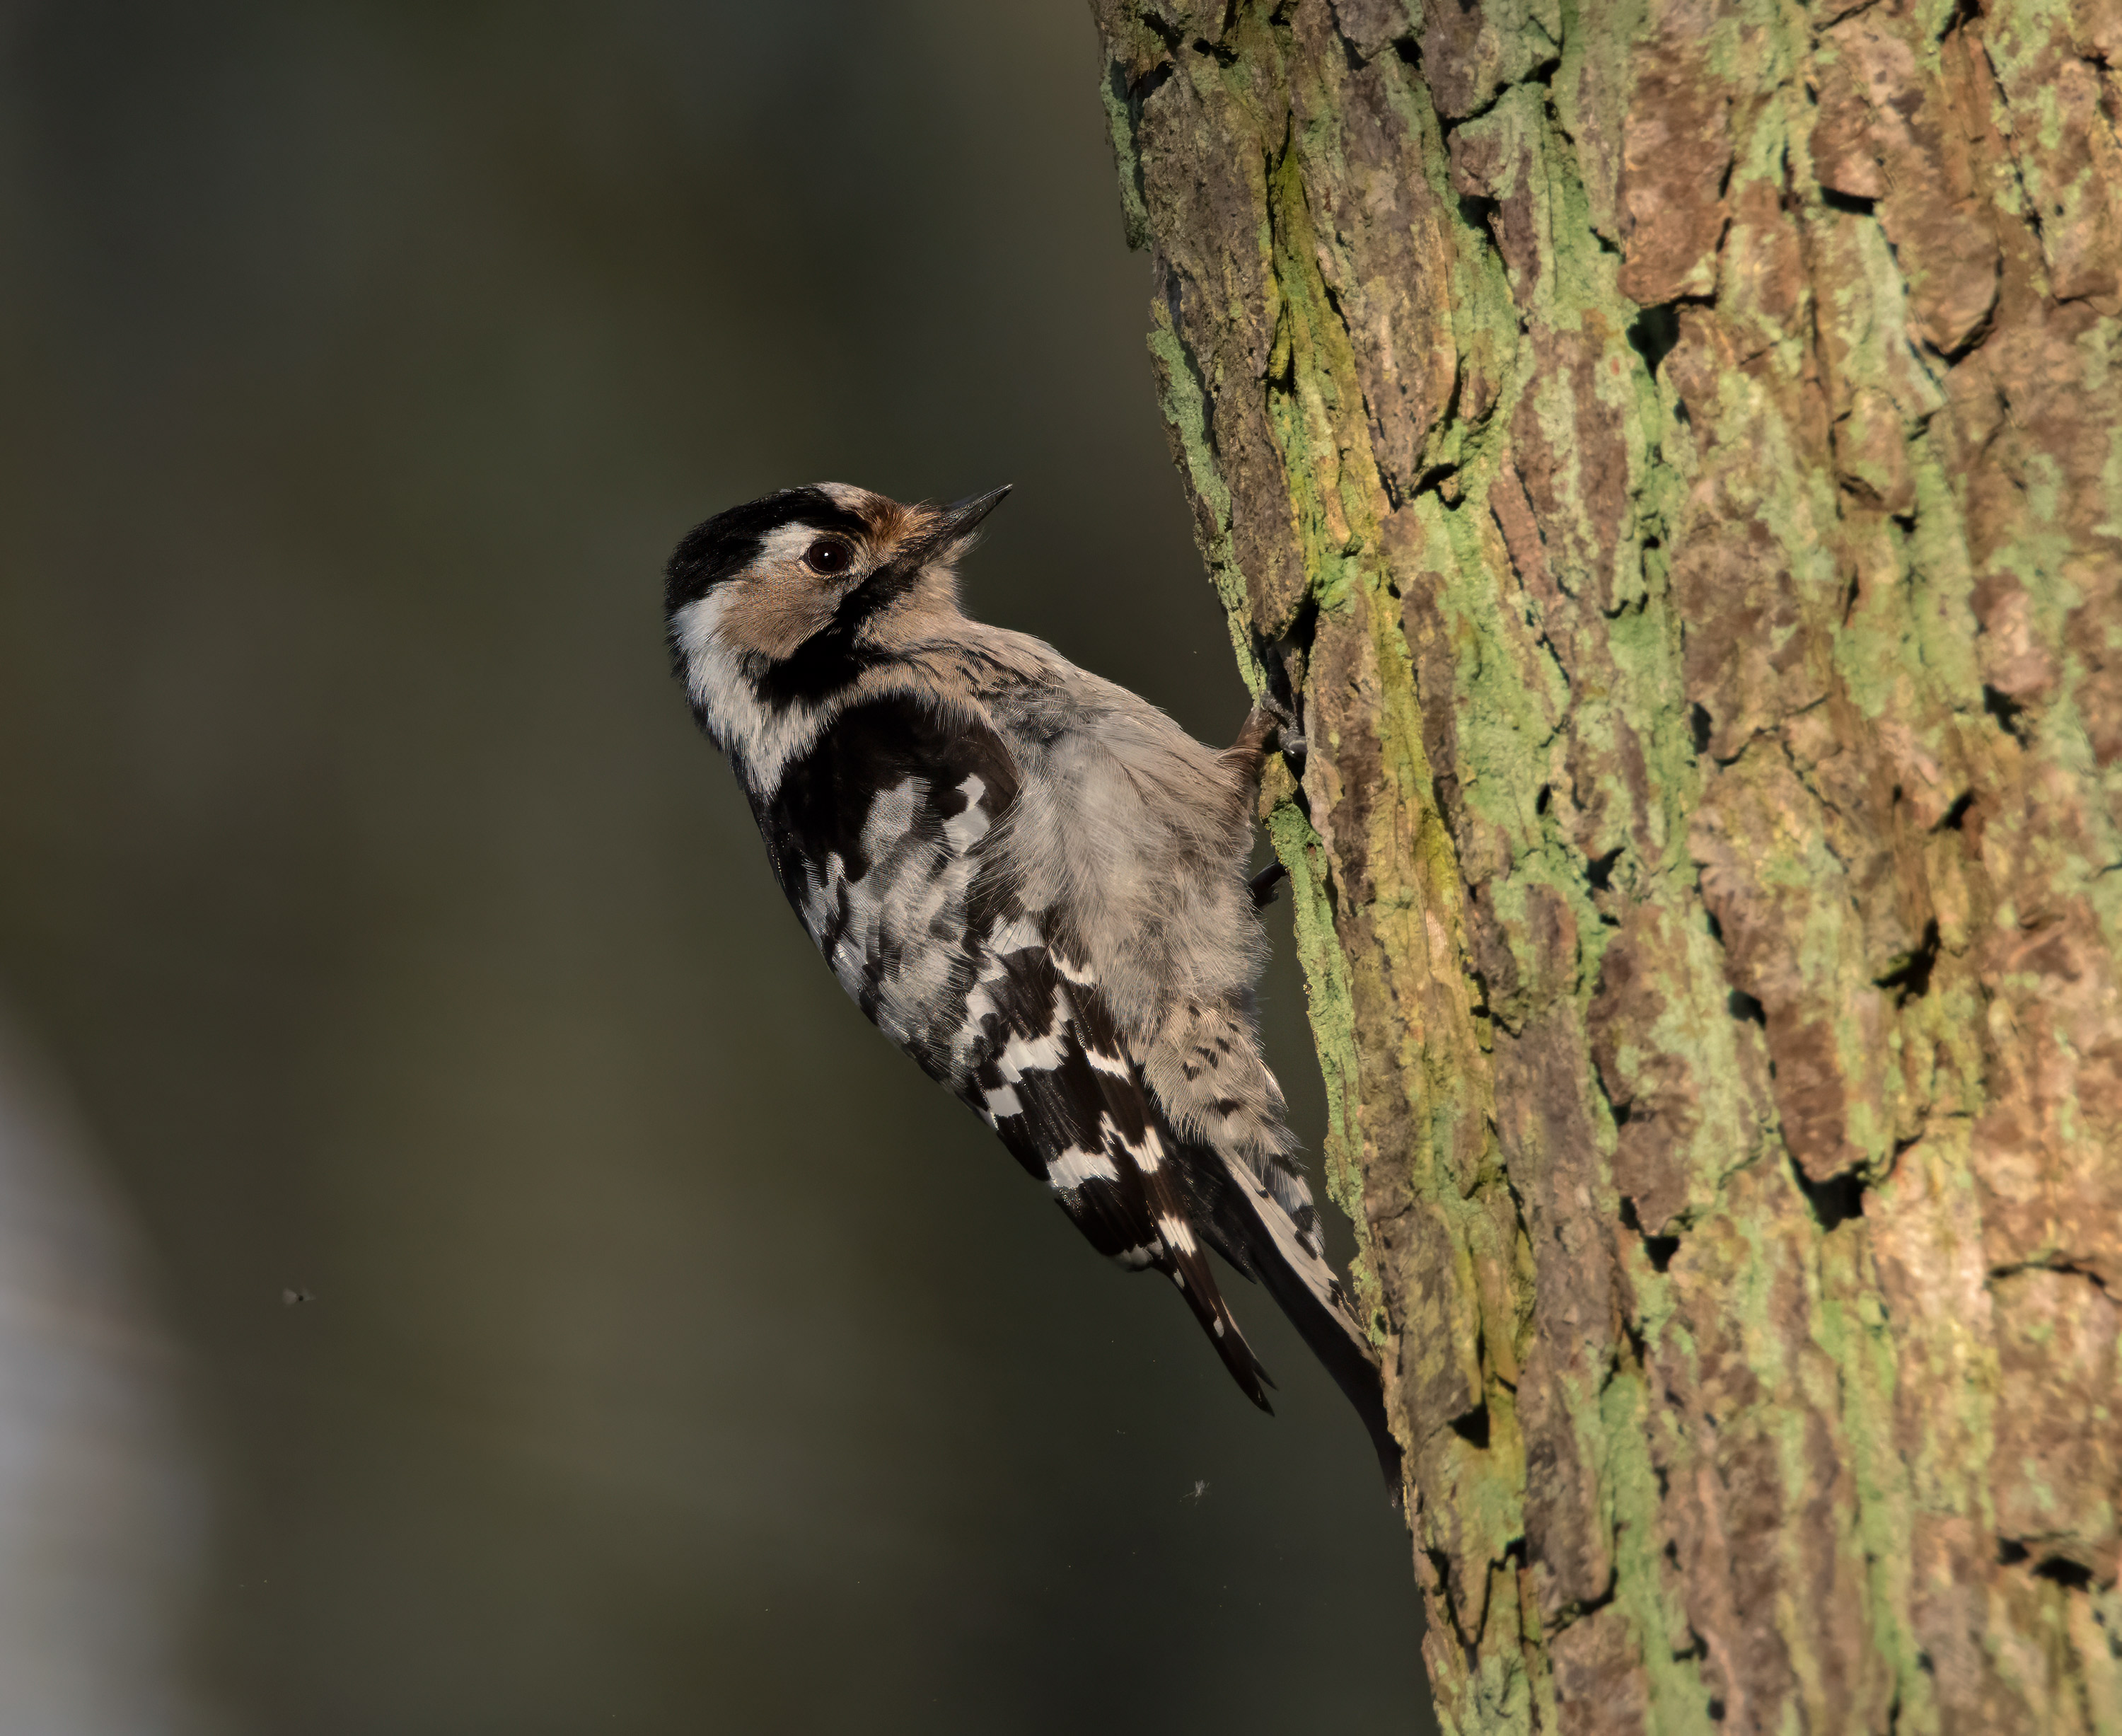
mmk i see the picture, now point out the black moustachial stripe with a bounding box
[752,547,960,713]
[748,630,883,714]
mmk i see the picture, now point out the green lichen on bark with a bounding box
[1091,0,2122,1730]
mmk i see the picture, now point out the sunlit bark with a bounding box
[1092,1,2122,1728]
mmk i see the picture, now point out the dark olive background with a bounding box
[0,4,1429,1731]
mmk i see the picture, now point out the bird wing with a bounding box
[753,692,1273,1408]
[958,910,1275,1409]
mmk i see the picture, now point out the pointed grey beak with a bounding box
[859,485,1014,606]
[929,484,1012,548]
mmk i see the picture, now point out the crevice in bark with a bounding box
[1873,919,1941,1007]
[1819,186,1878,217]
[1415,458,1462,499]
[1130,58,1173,105]
[1135,11,1183,54]
[1626,303,1684,378]
[1791,1159,1865,1232]
[1456,190,1504,261]
[1989,1258,2112,1298]
[1448,1402,1492,1449]
[1619,1198,1681,1272]
[1421,1543,1470,1645]
[1982,683,2031,743]
[1466,964,1496,1027]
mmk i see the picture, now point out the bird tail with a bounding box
[1142,1164,1281,1416]
[1214,1146,1404,1501]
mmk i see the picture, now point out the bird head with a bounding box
[665,482,1010,682]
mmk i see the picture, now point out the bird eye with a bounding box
[803,538,853,576]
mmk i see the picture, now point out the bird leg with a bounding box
[1226,703,1280,787]
[1226,639,1307,789]
[1257,637,1306,780]
[1230,640,1307,910]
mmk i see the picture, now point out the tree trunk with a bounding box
[1089,1,2122,1730]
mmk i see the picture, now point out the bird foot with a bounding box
[1258,639,1307,780]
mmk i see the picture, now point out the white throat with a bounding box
[671,590,840,792]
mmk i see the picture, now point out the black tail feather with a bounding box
[1164,1123,1404,1503]
[1249,1236,1405,1502]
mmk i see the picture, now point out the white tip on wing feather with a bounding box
[996,1027,1068,1082]
[1109,1120,1163,1173]
[988,913,1043,956]
[942,775,990,852]
[1048,1146,1123,1191]
[1085,1046,1132,1081]
[1053,952,1096,987]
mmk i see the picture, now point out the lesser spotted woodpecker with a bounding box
[665,482,1400,1490]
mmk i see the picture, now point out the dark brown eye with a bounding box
[803,538,852,576]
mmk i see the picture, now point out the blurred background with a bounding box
[0,4,1429,1731]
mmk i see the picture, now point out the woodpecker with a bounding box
[665,482,1400,1491]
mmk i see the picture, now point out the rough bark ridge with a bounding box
[1090,0,2122,1730]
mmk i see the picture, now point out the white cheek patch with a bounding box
[671,590,835,790]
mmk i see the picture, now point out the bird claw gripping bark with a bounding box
[1258,636,1307,781]
[1247,861,1287,910]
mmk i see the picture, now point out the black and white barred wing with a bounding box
[754,694,1272,1408]
[960,917,1275,1409]
[754,695,1019,1069]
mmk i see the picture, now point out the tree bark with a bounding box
[1089,1,2122,1730]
